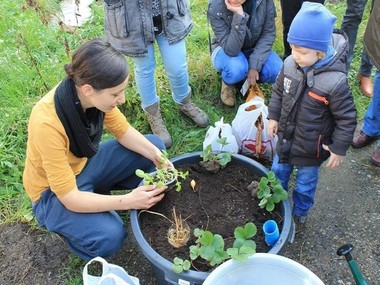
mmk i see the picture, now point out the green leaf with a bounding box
[135,169,145,178]
[183,260,191,271]
[217,153,232,166]
[273,183,285,193]
[189,245,200,260]
[243,222,257,238]
[172,264,183,274]
[258,197,267,208]
[234,226,245,239]
[266,202,275,212]
[267,171,276,182]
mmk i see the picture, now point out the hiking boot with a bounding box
[371,145,380,167]
[178,95,209,127]
[352,130,378,148]
[144,102,172,149]
[220,81,236,107]
[293,215,307,234]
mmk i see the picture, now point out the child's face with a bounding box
[290,45,320,68]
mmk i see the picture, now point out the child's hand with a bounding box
[322,144,344,168]
[268,119,278,139]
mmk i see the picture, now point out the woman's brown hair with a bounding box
[64,38,129,90]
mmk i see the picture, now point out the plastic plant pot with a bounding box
[203,253,325,285]
[263,220,280,246]
[130,152,295,285]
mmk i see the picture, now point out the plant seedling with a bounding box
[172,222,257,273]
[200,137,232,173]
[257,171,288,212]
[135,151,188,191]
[167,207,190,248]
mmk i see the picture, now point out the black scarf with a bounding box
[54,78,104,158]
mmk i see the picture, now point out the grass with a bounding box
[0,0,372,283]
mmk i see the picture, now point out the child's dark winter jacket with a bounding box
[268,31,357,166]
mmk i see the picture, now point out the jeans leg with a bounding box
[32,135,165,260]
[363,71,380,136]
[131,45,159,108]
[271,154,293,191]
[280,0,303,58]
[259,50,283,83]
[359,48,374,77]
[156,34,190,104]
[32,190,126,261]
[212,48,248,85]
[341,0,368,69]
[292,165,319,217]
[77,135,165,193]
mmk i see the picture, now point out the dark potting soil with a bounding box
[139,161,283,272]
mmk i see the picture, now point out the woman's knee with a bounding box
[97,224,127,258]
[260,51,283,83]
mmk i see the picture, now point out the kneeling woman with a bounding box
[23,38,170,260]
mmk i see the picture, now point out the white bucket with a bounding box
[203,253,325,285]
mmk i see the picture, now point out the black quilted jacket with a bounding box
[268,31,357,166]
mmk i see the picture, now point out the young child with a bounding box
[267,2,357,231]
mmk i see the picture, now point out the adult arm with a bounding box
[207,0,249,56]
[247,0,276,72]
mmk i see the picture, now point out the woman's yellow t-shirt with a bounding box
[23,86,130,202]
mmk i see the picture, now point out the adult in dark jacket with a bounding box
[267,2,357,230]
[207,0,283,107]
[352,0,380,166]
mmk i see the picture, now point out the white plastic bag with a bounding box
[232,97,277,161]
[203,117,238,153]
[83,256,140,285]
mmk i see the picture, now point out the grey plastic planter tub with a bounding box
[130,152,295,285]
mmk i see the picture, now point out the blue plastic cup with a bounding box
[263,220,280,246]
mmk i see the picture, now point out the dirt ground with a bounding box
[0,140,379,285]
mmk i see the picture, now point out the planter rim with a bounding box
[130,151,294,283]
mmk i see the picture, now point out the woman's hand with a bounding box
[127,184,167,210]
[225,0,244,15]
[152,150,174,170]
[323,144,344,168]
[248,68,259,86]
[268,119,278,139]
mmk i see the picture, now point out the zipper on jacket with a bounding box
[316,135,322,158]
[308,91,329,105]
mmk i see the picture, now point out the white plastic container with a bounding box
[203,253,325,285]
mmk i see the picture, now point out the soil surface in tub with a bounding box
[138,161,283,272]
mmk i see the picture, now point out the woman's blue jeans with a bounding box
[363,71,380,137]
[131,34,190,108]
[32,135,164,260]
[211,47,283,85]
[271,154,319,218]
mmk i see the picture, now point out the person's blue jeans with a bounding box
[363,71,380,137]
[271,154,319,218]
[131,34,190,108]
[32,135,165,260]
[211,47,283,85]
[341,0,374,74]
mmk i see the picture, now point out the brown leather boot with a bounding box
[220,81,236,107]
[178,93,209,127]
[352,130,378,148]
[357,73,373,98]
[144,102,172,148]
[371,145,380,167]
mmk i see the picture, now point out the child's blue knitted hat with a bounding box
[287,2,336,52]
